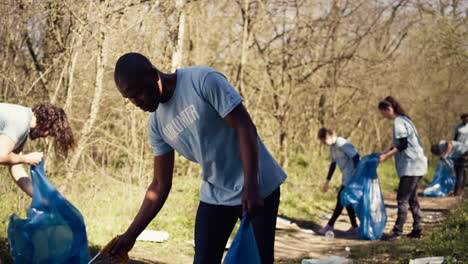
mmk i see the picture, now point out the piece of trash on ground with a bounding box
[300,228,315,234]
[301,256,353,264]
[136,230,169,242]
[423,215,440,220]
[324,230,335,240]
[319,215,331,220]
[408,256,445,264]
[277,216,292,224]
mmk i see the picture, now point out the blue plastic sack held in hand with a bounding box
[8,161,90,264]
[423,159,456,197]
[340,154,387,240]
[223,216,261,264]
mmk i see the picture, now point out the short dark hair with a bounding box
[317,127,333,140]
[32,104,75,155]
[114,53,155,89]
[461,113,468,120]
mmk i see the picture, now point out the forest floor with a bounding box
[122,190,463,264]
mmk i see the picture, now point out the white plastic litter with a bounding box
[320,215,331,220]
[136,230,169,242]
[324,230,335,240]
[300,228,316,234]
[301,256,353,264]
[277,216,292,224]
[408,257,445,264]
[423,215,440,220]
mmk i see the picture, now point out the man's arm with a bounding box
[110,150,175,256]
[0,135,42,165]
[223,103,263,217]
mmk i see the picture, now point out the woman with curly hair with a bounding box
[0,102,75,196]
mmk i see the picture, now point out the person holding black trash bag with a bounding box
[109,53,287,264]
[376,96,427,240]
[0,103,75,197]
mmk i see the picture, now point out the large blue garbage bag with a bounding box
[8,161,90,264]
[340,154,387,240]
[423,159,456,197]
[223,216,261,264]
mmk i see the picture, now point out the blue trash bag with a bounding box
[423,159,456,197]
[223,216,261,264]
[340,154,387,240]
[8,161,90,264]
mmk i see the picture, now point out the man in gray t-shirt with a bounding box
[109,53,286,264]
[0,103,75,196]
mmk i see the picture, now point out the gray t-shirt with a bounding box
[148,66,287,206]
[454,123,468,145]
[438,140,468,158]
[393,115,428,177]
[330,137,358,186]
[0,103,32,152]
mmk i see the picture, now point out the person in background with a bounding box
[377,96,427,240]
[454,113,468,195]
[317,128,360,235]
[431,140,468,195]
[0,103,75,197]
[454,113,468,145]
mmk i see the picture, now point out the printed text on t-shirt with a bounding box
[162,104,200,140]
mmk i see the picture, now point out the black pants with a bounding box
[393,176,423,234]
[328,186,358,227]
[454,156,467,195]
[194,188,280,264]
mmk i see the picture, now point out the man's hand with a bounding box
[441,153,448,160]
[109,233,134,260]
[242,186,264,218]
[23,152,44,165]
[322,181,329,193]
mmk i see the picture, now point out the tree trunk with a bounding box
[66,30,107,178]
[171,0,186,72]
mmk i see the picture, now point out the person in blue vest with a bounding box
[431,140,468,195]
[377,96,427,240]
[109,53,287,264]
[0,103,75,197]
[317,128,359,235]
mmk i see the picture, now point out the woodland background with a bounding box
[0,0,467,262]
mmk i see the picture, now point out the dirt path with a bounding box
[123,192,462,264]
[274,192,462,262]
